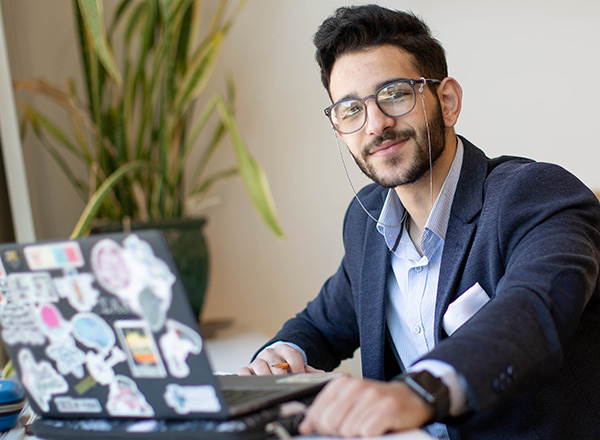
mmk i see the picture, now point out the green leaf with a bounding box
[77,0,122,86]
[70,161,156,238]
[216,97,285,238]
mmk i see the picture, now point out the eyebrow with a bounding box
[335,77,412,103]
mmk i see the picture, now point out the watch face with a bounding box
[401,371,450,421]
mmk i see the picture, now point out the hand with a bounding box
[298,375,434,437]
[238,344,323,376]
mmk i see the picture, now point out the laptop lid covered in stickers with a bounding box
[0,230,243,420]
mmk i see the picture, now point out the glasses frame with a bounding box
[324,78,442,134]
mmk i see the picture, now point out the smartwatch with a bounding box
[397,370,450,422]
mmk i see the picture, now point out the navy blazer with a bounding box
[263,137,600,438]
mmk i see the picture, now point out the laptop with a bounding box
[0,230,335,432]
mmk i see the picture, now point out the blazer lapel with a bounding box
[358,191,392,381]
[434,138,488,340]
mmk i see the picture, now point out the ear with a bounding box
[437,77,462,127]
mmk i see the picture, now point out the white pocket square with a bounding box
[443,282,490,336]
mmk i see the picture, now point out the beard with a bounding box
[349,101,446,189]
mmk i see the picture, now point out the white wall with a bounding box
[2,1,600,371]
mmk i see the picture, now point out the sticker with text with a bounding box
[164,384,221,414]
[23,242,84,271]
[7,272,58,305]
[90,236,174,331]
[54,396,102,414]
[18,348,68,412]
[115,320,166,378]
[46,337,86,379]
[106,375,154,417]
[0,303,45,346]
[159,319,202,378]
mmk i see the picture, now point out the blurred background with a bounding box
[1,0,599,372]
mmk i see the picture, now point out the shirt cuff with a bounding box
[262,341,308,364]
[408,359,467,417]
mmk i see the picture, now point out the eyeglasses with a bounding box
[324,78,442,134]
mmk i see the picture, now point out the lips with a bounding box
[368,137,409,157]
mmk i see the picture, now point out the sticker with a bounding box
[0,303,46,345]
[91,236,175,331]
[54,271,99,312]
[7,272,58,305]
[2,250,21,271]
[164,384,221,414]
[86,346,127,385]
[159,319,202,378]
[46,337,86,379]
[54,396,102,413]
[36,303,71,340]
[23,242,84,271]
[71,313,116,354]
[18,348,68,412]
[114,320,166,378]
[106,375,154,417]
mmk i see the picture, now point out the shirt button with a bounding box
[414,326,422,334]
[415,266,423,273]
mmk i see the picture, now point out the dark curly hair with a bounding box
[314,5,447,93]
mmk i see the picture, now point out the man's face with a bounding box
[329,45,446,188]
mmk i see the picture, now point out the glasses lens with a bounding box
[376,82,415,117]
[330,99,365,133]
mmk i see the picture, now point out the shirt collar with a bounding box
[377,137,464,249]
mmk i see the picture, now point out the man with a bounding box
[239,5,600,439]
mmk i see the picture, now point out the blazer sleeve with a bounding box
[422,161,600,414]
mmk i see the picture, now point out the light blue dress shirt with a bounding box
[376,138,464,439]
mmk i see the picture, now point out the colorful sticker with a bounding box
[114,320,166,378]
[3,250,22,271]
[0,303,46,345]
[54,271,99,312]
[7,272,58,305]
[85,346,127,386]
[71,313,116,354]
[23,242,84,271]
[164,384,221,414]
[54,396,102,413]
[159,319,202,378]
[36,303,71,340]
[106,375,154,417]
[46,337,86,379]
[90,236,174,331]
[18,348,68,412]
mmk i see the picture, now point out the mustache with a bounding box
[364,128,416,155]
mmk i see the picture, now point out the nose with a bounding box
[364,99,395,135]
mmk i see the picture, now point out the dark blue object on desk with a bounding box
[0,380,25,431]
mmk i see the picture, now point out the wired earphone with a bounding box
[332,77,436,229]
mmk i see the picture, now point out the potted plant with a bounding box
[14,0,284,319]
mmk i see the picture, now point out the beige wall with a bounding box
[2,1,600,371]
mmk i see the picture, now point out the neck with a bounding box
[395,134,457,236]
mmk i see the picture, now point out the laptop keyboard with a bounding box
[222,388,288,407]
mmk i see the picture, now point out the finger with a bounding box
[248,358,275,376]
[237,366,254,376]
[304,365,325,373]
[299,377,357,435]
[274,345,306,374]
